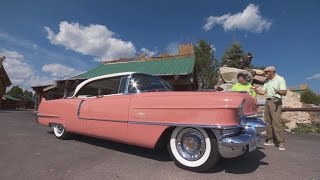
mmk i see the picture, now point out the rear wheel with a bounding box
[168,127,220,172]
[52,124,70,140]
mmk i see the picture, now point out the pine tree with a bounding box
[221,42,244,68]
[194,40,219,89]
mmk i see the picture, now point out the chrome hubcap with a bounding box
[54,125,64,134]
[176,128,206,161]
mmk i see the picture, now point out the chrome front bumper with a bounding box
[212,118,267,158]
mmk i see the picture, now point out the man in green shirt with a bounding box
[231,72,256,98]
[252,66,287,151]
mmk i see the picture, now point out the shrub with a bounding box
[293,123,320,134]
[301,89,320,106]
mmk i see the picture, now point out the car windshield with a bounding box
[128,74,172,93]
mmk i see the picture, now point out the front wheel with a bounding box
[168,127,220,172]
[52,124,70,140]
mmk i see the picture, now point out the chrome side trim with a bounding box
[71,72,135,97]
[37,114,60,118]
[128,120,240,129]
[75,118,239,129]
[77,100,85,118]
[75,116,240,129]
[133,107,238,110]
[78,117,127,123]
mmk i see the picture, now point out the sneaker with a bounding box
[264,140,275,146]
[278,143,286,151]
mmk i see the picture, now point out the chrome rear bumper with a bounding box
[212,117,267,158]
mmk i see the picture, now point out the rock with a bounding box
[304,104,320,126]
[311,118,320,126]
[215,67,253,91]
[285,120,297,130]
[284,128,292,133]
[252,69,264,75]
[218,67,253,84]
[281,91,311,130]
[218,83,233,92]
[253,74,267,85]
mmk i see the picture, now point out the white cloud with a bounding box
[307,73,320,80]
[0,49,85,90]
[165,42,179,54]
[203,4,271,33]
[140,48,158,57]
[41,63,85,78]
[0,31,38,49]
[44,21,137,61]
[1,49,33,85]
[210,44,216,52]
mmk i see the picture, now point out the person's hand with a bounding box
[251,86,257,91]
[273,88,280,94]
[275,90,281,95]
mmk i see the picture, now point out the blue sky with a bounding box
[0,0,319,92]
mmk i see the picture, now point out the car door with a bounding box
[76,76,130,141]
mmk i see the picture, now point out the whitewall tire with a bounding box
[53,124,70,140]
[168,127,220,172]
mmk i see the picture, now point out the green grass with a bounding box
[292,123,320,134]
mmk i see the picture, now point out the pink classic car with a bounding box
[37,72,266,172]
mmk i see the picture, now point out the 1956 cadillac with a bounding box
[37,72,266,172]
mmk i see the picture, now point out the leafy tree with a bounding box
[6,86,34,99]
[6,86,23,97]
[23,89,34,99]
[194,40,219,89]
[301,89,320,106]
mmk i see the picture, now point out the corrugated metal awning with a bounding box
[74,55,195,79]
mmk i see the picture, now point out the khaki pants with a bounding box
[264,98,285,144]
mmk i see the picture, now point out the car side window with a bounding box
[118,76,128,94]
[76,76,125,97]
[128,74,171,93]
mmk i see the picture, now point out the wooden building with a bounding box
[0,65,12,109]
